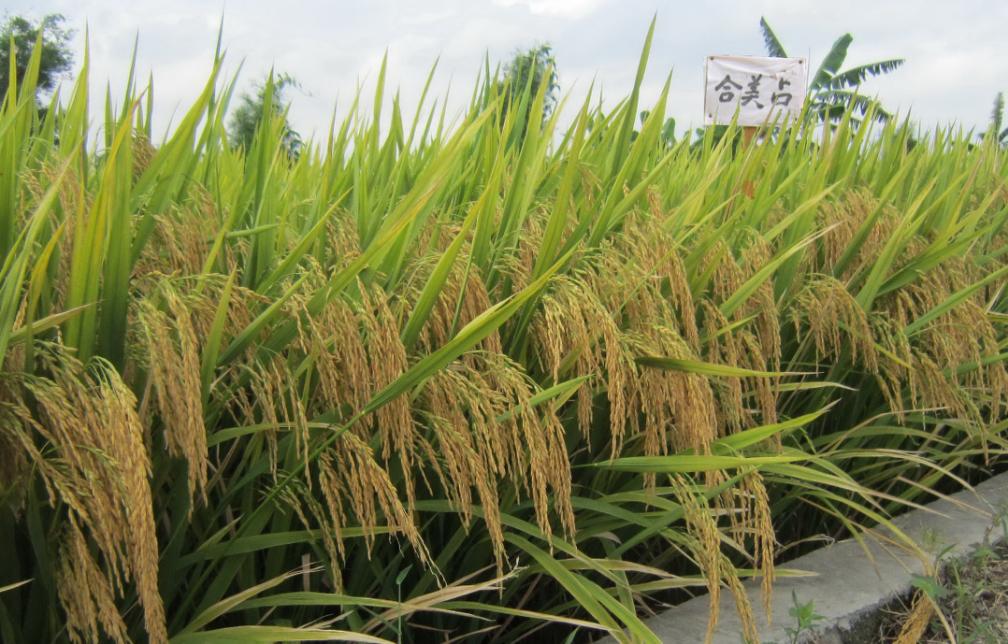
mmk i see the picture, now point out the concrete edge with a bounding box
[599,471,1008,643]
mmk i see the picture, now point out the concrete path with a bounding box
[600,471,1008,643]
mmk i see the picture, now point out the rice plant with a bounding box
[0,21,1006,643]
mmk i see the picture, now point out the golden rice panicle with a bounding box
[28,365,120,573]
[873,263,1003,428]
[817,191,896,280]
[358,285,419,509]
[3,267,44,373]
[423,363,507,568]
[741,241,782,375]
[247,358,285,479]
[570,237,680,456]
[20,163,85,307]
[909,275,1008,425]
[603,321,636,457]
[533,397,577,538]
[290,277,423,512]
[132,131,157,178]
[703,238,785,432]
[711,239,745,306]
[509,208,549,292]
[605,219,682,338]
[457,269,502,354]
[137,289,209,508]
[723,560,759,644]
[870,314,914,421]
[95,362,168,644]
[719,471,774,623]
[420,262,501,354]
[909,350,973,421]
[285,478,350,588]
[246,354,313,486]
[670,476,722,644]
[746,471,776,620]
[672,476,759,643]
[701,300,746,434]
[719,471,767,580]
[317,434,430,569]
[305,295,372,417]
[410,211,468,271]
[0,392,29,501]
[664,244,701,351]
[792,276,878,374]
[292,281,408,489]
[484,351,576,540]
[637,326,718,455]
[282,358,313,481]
[20,354,168,643]
[533,275,586,383]
[739,332,778,432]
[816,191,864,275]
[421,408,481,530]
[134,192,216,278]
[324,212,364,272]
[531,274,630,451]
[2,384,85,521]
[635,352,674,490]
[592,274,640,455]
[58,519,130,644]
[421,349,576,563]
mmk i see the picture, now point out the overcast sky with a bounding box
[7,1,1007,142]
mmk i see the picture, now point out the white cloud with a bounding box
[5,0,1006,138]
[492,0,608,19]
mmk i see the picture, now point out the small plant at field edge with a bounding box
[782,590,826,644]
[996,501,1008,541]
[395,564,413,643]
[910,573,948,602]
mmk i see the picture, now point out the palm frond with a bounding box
[759,17,789,58]
[811,33,853,89]
[826,58,904,89]
[814,89,893,122]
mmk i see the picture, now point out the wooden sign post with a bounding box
[742,126,758,198]
[742,126,759,147]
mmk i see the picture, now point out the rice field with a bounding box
[1,24,1007,643]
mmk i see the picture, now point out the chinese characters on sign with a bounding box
[705,55,807,126]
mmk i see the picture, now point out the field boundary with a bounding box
[601,471,1008,643]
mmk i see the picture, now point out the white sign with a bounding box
[704,55,808,126]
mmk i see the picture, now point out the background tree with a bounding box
[635,109,676,147]
[497,44,559,144]
[228,71,303,158]
[502,44,559,117]
[0,13,74,101]
[760,16,903,124]
[984,92,1008,146]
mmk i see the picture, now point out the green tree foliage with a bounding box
[228,71,303,157]
[985,92,1008,145]
[760,16,904,124]
[497,44,559,143]
[635,109,676,146]
[503,44,558,116]
[0,13,73,101]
